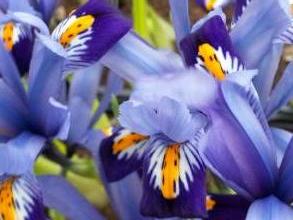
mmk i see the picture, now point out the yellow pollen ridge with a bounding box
[198,43,226,80]
[112,133,147,155]
[0,177,16,220]
[59,15,95,48]
[2,22,15,51]
[161,144,180,199]
[206,196,216,211]
[206,0,217,11]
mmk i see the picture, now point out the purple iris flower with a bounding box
[0,0,131,74]
[0,0,131,219]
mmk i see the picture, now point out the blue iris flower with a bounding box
[0,0,131,219]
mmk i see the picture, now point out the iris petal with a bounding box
[0,173,46,220]
[100,128,148,182]
[141,139,206,218]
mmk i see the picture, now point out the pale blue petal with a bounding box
[230,0,290,102]
[108,173,150,220]
[265,62,293,118]
[277,137,293,203]
[246,196,293,220]
[37,175,104,220]
[120,96,207,143]
[7,0,36,14]
[90,71,123,127]
[0,132,45,175]
[131,69,217,110]
[68,63,102,143]
[28,36,68,137]
[4,11,49,34]
[100,32,184,82]
[36,0,59,24]
[271,127,292,167]
[168,0,190,50]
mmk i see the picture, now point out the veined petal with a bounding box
[180,12,244,80]
[277,137,293,203]
[0,21,34,74]
[141,139,206,218]
[120,97,207,143]
[265,62,293,118]
[246,196,293,220]
[0,173,45,220]
[271,128,292,167]
[51,0,131,71]
[0,132,45,175]
[207,194,250,220]
[37,175,104,220]
[100,128,148,182]
[101,32,184,82]
[200,80,277,199]
[230,0,290,101]
[168,0,190,49]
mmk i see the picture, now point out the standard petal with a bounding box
[90,71,123,127]
[265,62,293,118]
[200,80,277,199]
[230,0,290,101]
[141,139,206,218]
[27,36,67,137]
[67,63,102,143]
[107,173,149,220]
[277,137,293,203]
[0,132,45,175]
[271,128,292,167]
[35,0,59,24]
[131,70,217,111]
[0,173,46,220]
[100,32,184,82]
[246,196,293,220]
[168,0,190,49]
[6,0,36,14]
[207,194,250,220]
[100,128,148,181]
[37,175,104,220]
[51,0,131,71]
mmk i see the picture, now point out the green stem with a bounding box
[132,0,148,39]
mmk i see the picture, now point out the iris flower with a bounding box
[0,0,131,219]
[0,0,131,73]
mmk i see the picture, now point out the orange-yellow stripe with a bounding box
[0,177,16,220]
[161,144,180,199]
[206,0,217,10]
[59,15,95,48]
[2,22,14,51]
[112,133,147,155]
[198,43,226,80]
